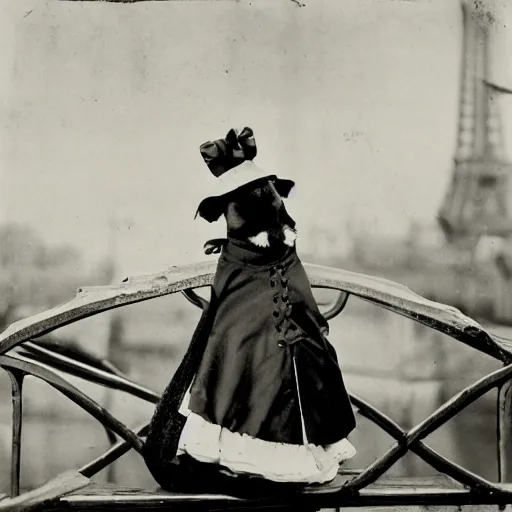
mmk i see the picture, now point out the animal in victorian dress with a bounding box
[142,126,356,489]
[174,238,356,484]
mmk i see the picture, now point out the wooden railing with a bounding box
[1,261,512,510]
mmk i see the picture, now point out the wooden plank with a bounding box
[47,476,471,509]
[30,475,512,511]
[45,488,477,510]
[51,489,512,511]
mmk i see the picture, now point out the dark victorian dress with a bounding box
[143,238,356,490]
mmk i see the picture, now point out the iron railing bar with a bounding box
[322,291,350,321]
[498,376,512,482]
[18,343,111,377]
[414,441,499,493]
[13,344,160,478]
[4,348,151,483]
[15,343,159,404]
[346,363,512,491]
[357,299,510,363]
[493,329,512,481]
[21,339,119,372]
[5,369,24,498]
[5,347,503,493]
[22,340,125,378]
[0,263,218,356]
[100,359,125,378]
[351,393,500,493]
[408,363,512,442]
[181,289,209,310]
[19,345,145,481]
[350,393,404,437]
[80,423,149,478]
[1,355,506,497]
[0,354,144,453]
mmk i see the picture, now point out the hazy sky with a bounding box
[1,0,511,276]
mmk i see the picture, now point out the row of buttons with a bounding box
[269,265,300,347]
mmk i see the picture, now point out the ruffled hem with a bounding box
[177,410,356,484]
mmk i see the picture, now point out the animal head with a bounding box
[197,126,297,249]
[197,179,297,249]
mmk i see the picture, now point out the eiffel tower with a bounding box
[438,0,512,250]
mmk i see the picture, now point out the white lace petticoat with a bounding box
[177,388,356,484]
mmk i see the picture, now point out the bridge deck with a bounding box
[34,474,512,511]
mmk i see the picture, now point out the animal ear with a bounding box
[195,197,226,223]
[273,180,295,199]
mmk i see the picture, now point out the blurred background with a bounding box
[1,0,512,494]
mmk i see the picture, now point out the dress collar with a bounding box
[221,237,297,268]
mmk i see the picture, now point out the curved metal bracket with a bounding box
[181,289,209,310]
[322,291,350,321]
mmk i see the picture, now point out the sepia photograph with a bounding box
[0,0,512,510]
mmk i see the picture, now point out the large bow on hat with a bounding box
[200,127,257,177]
[196,126,295,223]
